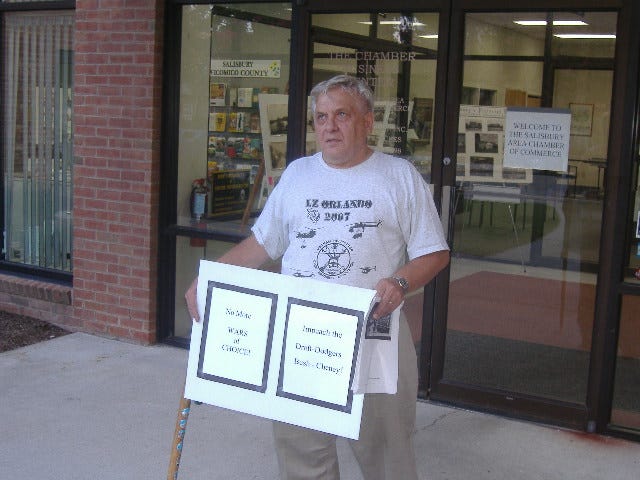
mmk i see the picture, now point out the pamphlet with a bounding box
[209,82,226,106]
[210,112,226,132]
[351,304,399,394]
[237,87,253,108]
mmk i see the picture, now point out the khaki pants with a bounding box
[273,313,419,480]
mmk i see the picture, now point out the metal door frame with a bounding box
[428,0,640,438]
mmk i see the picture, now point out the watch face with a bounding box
[394,276,408,292]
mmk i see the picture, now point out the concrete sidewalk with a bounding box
[1,332,638,480]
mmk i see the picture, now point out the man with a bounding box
[185,74,450,479]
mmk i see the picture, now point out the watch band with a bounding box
[392,276,409,293]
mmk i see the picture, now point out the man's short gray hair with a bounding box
[309,75,374,114]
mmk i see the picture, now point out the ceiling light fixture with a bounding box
[553,20,589,26]
[379,20,425,26]
[418,34,438,39]
[554,33,616,39]
[513,20,588,26]
[358,20,425,26]
[514,20,546,26]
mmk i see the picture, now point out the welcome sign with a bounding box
[503,107,571,172]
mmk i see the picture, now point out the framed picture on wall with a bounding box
[569,103,594,136]
[267,103,288,135]
[470,156,494,177]
[269,142,286,169]
[409,97,433,141]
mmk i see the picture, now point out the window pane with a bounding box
[614,83,640,431]
[551,12,617,59]
[611,295,640,430]
[465,14,545,57]
[178,3,291,223]
[312,13,371,36]
[627,153,639,283]
[446,11,616,404]
[463,12,617,58]
[174,3,291,338]
[312,12,439,180]
[3,11,74,272]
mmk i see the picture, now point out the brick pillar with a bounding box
[72,0,164,343]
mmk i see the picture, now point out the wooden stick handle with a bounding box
[167,390,192,480]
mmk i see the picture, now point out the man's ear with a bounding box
[364,111,374,133]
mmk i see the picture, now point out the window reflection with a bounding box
[174,3,292,338]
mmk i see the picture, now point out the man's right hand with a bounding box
[185,277,200,322]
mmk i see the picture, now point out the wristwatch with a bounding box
[392,276,409,294]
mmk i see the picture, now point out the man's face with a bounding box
[313,88,374,168]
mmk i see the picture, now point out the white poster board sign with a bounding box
[504,107,571,172]
[185,261,384,439]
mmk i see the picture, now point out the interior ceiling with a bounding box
[216,6,618,41]
[475,11,618,40]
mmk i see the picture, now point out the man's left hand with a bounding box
[372,277,405,319]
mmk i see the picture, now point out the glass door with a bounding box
[306,5,447,379]
[302,4,622,428]
[610,84,640,432]
[431,8,619,427]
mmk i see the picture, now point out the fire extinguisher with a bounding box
[190,178,208,247]
[190,178,208,220]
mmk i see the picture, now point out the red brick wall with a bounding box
[72,0,164,344]
[0,274,72,327]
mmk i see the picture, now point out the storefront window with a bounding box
[312,12,439,180]
[174,3,291,337]
[445,11,617,404]
[2,11,74,272]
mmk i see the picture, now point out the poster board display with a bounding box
[205,65,285,215]
[185,261,394,439]
[409,97,433,142]
[258,94,317,207]
[369,99,433,156]
[457,105,532,184]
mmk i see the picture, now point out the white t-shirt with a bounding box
[252,151,449,290]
